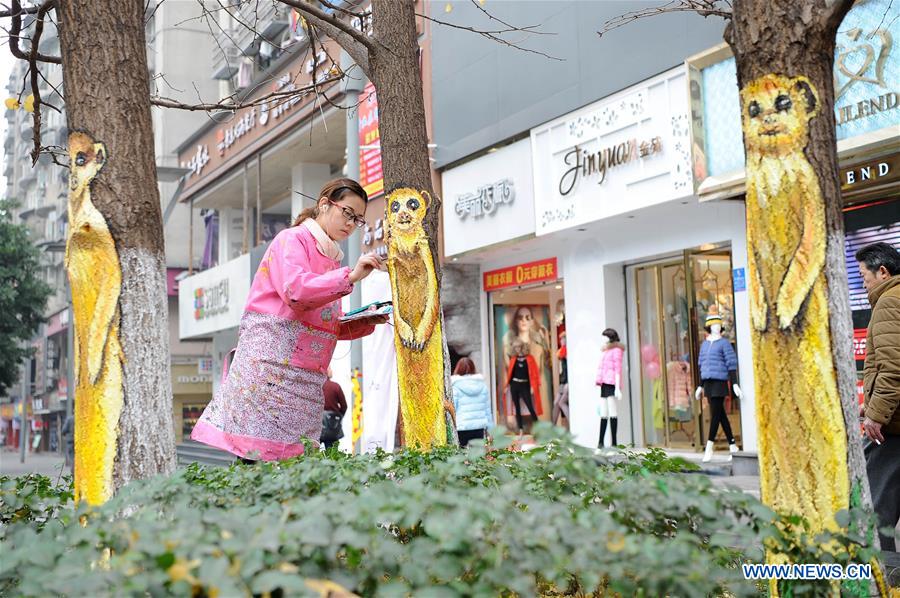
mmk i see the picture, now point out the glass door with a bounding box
[634,245,741,450]
[688,248,742,448]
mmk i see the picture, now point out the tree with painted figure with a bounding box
[2,0,552,492]
[603,0,889,592]
[279,0,524,448]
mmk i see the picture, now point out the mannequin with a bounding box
[505,339,541,434]
[595,328,625,448]
[695,313,742,462]
[552,331,569,425]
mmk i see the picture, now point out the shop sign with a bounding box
[178,254,251,339]
[732,268,746,292]
[693,0,898,180]
[175,39,341,196]
[46,308,69,337]
[853,328,867,361]
[361,195,388,259]
[198,358,214,375]
[558,136,663,196]
[183,144,209,176]
[359,82,384,199]
[171,364,213,395]
[455,179,515,219]
[441,138,535,256]
[531,67,692,236]
[483,258,558,292]
[193,279,229,321]
[841,154,899,191]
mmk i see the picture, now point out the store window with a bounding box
[488,270,567,433]
[632,245,741,450]
[843,197,900,403]
[182,403,207,440]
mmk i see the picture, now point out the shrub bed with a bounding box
[0,425,880,597]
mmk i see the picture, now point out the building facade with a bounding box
[432,0,899,454]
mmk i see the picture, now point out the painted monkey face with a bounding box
[68,132,108,190]
[387,188,430,233]
[741,74,819,155]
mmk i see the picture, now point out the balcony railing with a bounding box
[231,1,290,56]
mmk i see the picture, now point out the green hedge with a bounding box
[0,425,880,597]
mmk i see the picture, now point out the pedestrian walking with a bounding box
[61,414,74,472]
[856,241,900,551]
[451,357,492,446]
[191,178,388,462]
[320,368,347,450]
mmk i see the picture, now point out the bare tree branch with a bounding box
[149,72,344,111]
[466,0,550,35]
[6,0,60,63]
[317,0,370,21]
[418,12,561,61]
[276,0,372,77]
[0,1,42,18]
[27,0,52,165]
[599,0,732,37]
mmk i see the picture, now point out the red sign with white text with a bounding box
[359,82,384,199]
[853,328,867,361]
[483,258,559,292]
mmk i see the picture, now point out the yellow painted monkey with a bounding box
[742,74,848,536]
[65,131,124,505]
[385,188,448,449]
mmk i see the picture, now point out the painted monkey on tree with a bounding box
[603,1,887,592]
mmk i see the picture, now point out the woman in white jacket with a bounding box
[451,358,493,446]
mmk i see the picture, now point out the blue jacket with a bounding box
[451,374,493,432]
[698,337,737,381]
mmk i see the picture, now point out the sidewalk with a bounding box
[0,448,68,479]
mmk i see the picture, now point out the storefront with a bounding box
[171,362,214,442]
[178,253,252,394]
[440,138,559,432]
[438,67,754,452]
[687,0,899,422]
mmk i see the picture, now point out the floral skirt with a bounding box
[191,352,327,461]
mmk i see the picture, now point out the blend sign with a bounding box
[193,280,229,321]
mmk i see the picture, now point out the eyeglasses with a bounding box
[328,199,366,228]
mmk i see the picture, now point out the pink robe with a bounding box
[191,224,374,461]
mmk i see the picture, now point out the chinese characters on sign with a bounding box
[359,82,384,199]
[455,179,515,220]
[183,145,209,177]
[559,136,663,196]
[483,258,558,292]
[853,328,867,361]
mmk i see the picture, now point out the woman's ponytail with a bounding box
[291,205,318,227]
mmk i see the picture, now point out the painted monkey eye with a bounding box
[390,201,400,213]
[75,153,86,166]
[406,198,420,211]
[774,94,792,112]
[748,101,761,118]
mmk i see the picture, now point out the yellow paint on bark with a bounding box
[65,131,124,505]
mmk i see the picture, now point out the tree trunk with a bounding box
[726,0,883,586]
[58,0,175,503]
[371,0,457,448]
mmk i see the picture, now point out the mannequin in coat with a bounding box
[695,313,743,462]
[595,328,625,448]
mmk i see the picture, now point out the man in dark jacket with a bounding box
[856,241,900,551]
[320,368,347,450]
